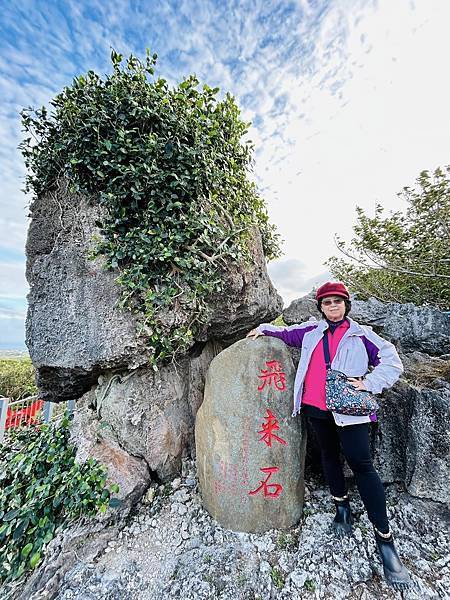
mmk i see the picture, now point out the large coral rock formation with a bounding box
[25,181,283,493]
[283,293,450,505]
[71,340,222,485]
[26,181,150,402]
[196,337,306,532]
[71,407,150,516]
[372,354,450,505]
[26,181,282,403]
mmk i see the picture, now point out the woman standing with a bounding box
[247,281,411,590]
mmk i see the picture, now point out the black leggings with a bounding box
[309,416,389,533]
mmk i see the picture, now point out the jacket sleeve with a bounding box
[361,328,404,394]
[256,321,317,348]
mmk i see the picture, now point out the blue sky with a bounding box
[1,0,449,350]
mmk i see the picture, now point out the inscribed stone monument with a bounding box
[195,337,306,533]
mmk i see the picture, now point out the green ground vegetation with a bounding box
[0,416,119,588]
[0,358,37,400]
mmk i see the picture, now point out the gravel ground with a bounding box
[55,459,449,600]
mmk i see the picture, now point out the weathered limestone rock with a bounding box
[71,340,222,484]
[283,294,450,356]
[25,180,282,402]
[405,381,450,504]
[70,399,151,515]
[350,299,450,356]
[348,297,390,328]
[202,230,283,343]
[371,372,450,505]
[282,291,319,325]
[26,180,152,402]
[380,303,450,355]
[368,381,411,486]
[196,337,306,533]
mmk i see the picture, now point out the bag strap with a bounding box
[322,332,332,370]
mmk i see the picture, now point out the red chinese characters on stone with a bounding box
[213,459,240,496]
[257,360,286,391]
[258,409,287,447]
[248,466,283,498]
[245,359,289,501]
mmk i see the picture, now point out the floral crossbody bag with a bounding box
[322,333,379,416]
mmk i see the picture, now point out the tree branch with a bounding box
[334,236,450,279]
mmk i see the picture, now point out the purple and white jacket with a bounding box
[256,317,404,427]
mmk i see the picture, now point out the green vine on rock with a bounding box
[20,49,281,364]
[0,417,119,586]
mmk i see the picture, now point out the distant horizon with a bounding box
[0,342,28,352]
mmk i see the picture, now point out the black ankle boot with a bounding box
[374,528,411,590]
[332,496,353,536]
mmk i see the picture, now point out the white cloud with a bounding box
[0,262,28,298]
[267,258,330,306]
[0,0,448,350]
[252,0,450,279]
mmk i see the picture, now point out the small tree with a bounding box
[20,50,281,365]
[327,166,450,309]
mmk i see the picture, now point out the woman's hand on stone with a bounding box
[246,328,264,339]
[347,378,367,391]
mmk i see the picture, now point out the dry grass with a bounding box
[404,358,450,387]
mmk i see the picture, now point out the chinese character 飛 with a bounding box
[257,360,286,391]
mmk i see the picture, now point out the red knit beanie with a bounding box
[315,281,350,301]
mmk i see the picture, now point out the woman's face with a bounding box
[321,295,346,321]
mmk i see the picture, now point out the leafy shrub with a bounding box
[271,315,286,327]
[0,416,118,585]
[0,358,37,400]
[20,49,281,365]
[328,166,450,309]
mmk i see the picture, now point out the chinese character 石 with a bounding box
[248,466,283,498]
[257,360,286,391]
[258,409,287,447]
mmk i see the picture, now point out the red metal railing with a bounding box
[0,396,75,443]
[5,399,44,429]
